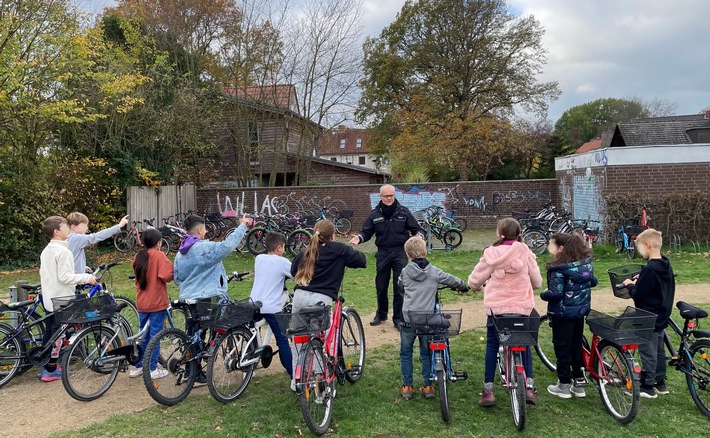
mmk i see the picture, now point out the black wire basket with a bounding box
[52,294,117,324]
[586,307,656,345]
[408,309,463,337]
[492,309,541,346]
[195,298,259,330]
[274,305,331,336]
[607,265,645,299]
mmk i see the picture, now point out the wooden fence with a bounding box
[127,185,196,226]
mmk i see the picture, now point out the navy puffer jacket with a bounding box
[540,257,598,319]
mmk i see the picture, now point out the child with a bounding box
[174,214,252,385]
[39,216,97,382]
[290,220,367,381]
[623,228,675,398]
[67,212,129,274]
[398,236,467,400]
[128,228,173,380]
[468,218,543,406]
[250,232,294,381]
[540,233,597,399]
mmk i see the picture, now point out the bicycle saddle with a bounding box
[677,301,708,320]
[115,302,129,312]
[299,303,327,314]
[2,299,35,310]
[20,284,41,291]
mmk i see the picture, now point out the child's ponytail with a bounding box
[132,228,163,290]
[295,220,336,286]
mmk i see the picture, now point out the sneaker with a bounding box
[37,365,61,378]
[478,382,496,407]
[369,315,387,326]
[420,385,435,399]
[525,377,537,405]
[129,367,143,378]
[640,385,658,399]
[654,380,669,395]
[547,381,572,399]
[291,380,297,392]
[571,385,586,398]
[150,369,169,380]
[193,372,208,387]
[401,385,413,400]
[40,368,61,382]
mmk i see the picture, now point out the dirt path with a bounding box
[1,284,708,438]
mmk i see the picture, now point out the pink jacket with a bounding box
[468,241,543,316]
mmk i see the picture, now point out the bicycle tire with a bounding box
[113,231,134,252]
[596,341,638,424]
[142,327,197,406]
[299,341,333,436]
[512,357,526,431]
[523,229,548,255]
[614,233,624,253]
[287,230,312,258]
[168,233,182,253]
[0,322,23,389]
[61,324,121,402]
[168,306,189,331]
[686,338,710,417]
[334,218,352,235]
[207,326,256,403]
[626,239,636,259]
[443,230,463,249]
[11,311,45,376]
[437,357,451,423]
[341,308,365,383]
[453,217,467,231]
[535,315,557,372]
[245,228,268,255]
[160,238,170,255]
[112,295,138,338]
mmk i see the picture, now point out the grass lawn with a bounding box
[47,328,710,438]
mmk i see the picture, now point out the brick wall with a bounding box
[197,179,557,230]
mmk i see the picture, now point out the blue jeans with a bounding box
[261,313,293,378]
[137,310,167,371]
[400,325,431,387]
[485,316,534,383]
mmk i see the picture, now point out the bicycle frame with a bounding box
[429,336,453,380]
[294,297,345,388]
[499,345,528,389]
[577,334,640,386]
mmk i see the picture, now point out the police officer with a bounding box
[350,185,425,327]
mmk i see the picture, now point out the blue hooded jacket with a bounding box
[540,257,597,319]
[174,224,248,301]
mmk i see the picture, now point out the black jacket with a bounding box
[291,241,367,300]
[628,256,675,331]
[357,201,424,250]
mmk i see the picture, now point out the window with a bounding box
[330,157,337,162]
[358,156,366,165]
[356,138,362,148]
[339,138,346,148]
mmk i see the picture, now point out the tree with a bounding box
[358,0,560,181]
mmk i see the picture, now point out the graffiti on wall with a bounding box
[215,191,348,216]
[570,167,604,222]
[368,186,447,211]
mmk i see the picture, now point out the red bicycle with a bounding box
[113,219,170,255]
[277,293,366,435]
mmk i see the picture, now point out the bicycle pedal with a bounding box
[452,371,468,381]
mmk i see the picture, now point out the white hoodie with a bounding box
[40,240,93,311]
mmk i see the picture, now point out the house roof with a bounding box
[317,127,371,155]
[223,84,300,115]
[286,152,389,176]
[576,138,603,153]
[611,113,710,146]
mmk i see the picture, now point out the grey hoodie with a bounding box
[398,258,467,323]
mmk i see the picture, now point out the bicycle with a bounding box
[317,207,353,235]
[492,310,541,431]
[408,290,467,423]
[445,209,467,231]
[277,293,366,435]
[245,215,312,257]
[415,206,463,250]
[113,220,170,255]
[607,265,710,417]
[534,305,657,423]
[614,204,651,259]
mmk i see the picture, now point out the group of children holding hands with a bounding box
[38,209,676,407]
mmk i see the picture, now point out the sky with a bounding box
[81,0,710,122]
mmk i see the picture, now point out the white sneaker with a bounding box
[571,385,586,398]
[150,369,169,380]
[291,379,297,392]
[129,367,143,378]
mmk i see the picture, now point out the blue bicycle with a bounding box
[614,205,650,259]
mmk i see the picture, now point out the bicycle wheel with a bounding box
[437,354,450,423]
[61,325,121,401]
[168,233,182,253]
[511,361,527,431]
[11,312,45,376]
[522,229,548,255]
[142,328,197,406]
[245,228,268,255]
[168,306,189,331]
[112,295,138,338]
[287,230,312,257]
[113,231,134,252]
[626,239,636,259]
[596,341,638,424]
[160,238,170,255]
[334,217,352,235]
[443,230,463,249]
[614,233,624,253]
[535,315,557,372]
[340,308,365,383]
[0,323,23,389]
[207,327,256,403]
[686,339,710,417]
[299,341,334,436]
[454,217,467,231]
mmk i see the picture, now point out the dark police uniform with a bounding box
[356,201,424,324]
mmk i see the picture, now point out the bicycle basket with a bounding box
[52,294,117,324]
[492,309,541,346]
[607,264,645,299]
[339,210,353,219]
[274,305,331,336]
[408,309,463,337]
[196,298,259,330]
[586,307,656,345]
